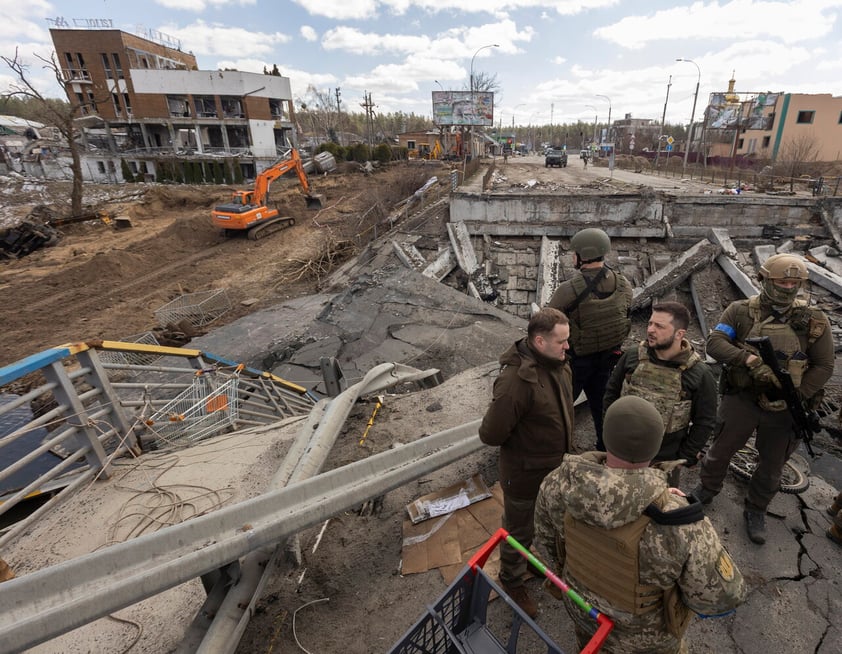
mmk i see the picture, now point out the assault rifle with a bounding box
[746,336,820,457]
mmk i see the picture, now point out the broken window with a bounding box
[194,96,217,118]
[796,110,815,124]
[221,97,244,118]
[112,93,122,116]
[112,53,124,79]
[269,99,284,119]
[101,53,113,79]
[167,96,191,117]
[762,136,771,148]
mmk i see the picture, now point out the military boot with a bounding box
[827,524,842,547]
[744,509,767,545]
[500,582,538,619]
[691,483,717,506]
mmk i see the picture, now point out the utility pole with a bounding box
[360,91,375,152]
[334,87,342,145]
[654,75,671,168]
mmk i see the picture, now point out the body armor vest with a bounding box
[622,343,699,433]
[568,270,631,356]
[727,296,823,391]
[563,490,693,638]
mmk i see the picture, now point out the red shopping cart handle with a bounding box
[469,527,615,653]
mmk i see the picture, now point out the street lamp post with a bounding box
[676,58,701,173]
[434,80,445,92]
[596,94,612,144]
[468,43,499,159]
[470,44,499,96]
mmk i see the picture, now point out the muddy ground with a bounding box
[0,160,445,371]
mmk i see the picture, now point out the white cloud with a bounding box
[300,25,318,42]
[153,0,257,10]
[291,0,380,20]
[157,20,291,57]
[594,1,840,49]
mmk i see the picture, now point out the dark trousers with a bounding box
[700,393,798,511]
[571,349,620,450]
[499,492,536,588]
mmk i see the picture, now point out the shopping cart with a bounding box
[144,373,239,446]
[388,527,613,654]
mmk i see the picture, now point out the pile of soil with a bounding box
[0,162,443,369]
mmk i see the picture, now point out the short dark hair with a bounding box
[528,307,569,342]
[651,301,691,331]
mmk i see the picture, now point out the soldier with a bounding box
[479,307,574,618]
[548,228,632,450]
[828,490,842,546]
[694,254,834,544]
[603,301,717,486]
[534,396,746,654]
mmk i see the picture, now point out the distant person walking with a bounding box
[479,307,574,619]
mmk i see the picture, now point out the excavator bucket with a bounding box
[305,194,324,210]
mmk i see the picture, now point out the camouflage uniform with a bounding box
[535,452,745,654]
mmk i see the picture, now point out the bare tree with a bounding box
[2,48,89,217]
[775,133,821,191]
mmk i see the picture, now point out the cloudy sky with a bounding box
[3,0,841,129]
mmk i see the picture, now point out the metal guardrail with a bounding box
[0,340,317,549]
[0,418,482,653]
[0,353,470,654]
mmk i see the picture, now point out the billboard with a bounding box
[705,92,780,130]
[432,91,494,127]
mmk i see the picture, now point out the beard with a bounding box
[648,334,675,350]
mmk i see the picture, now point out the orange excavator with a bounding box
[211,148,323,240]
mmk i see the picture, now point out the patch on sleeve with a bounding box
[715,549,735,582]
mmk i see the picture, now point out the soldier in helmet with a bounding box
[694,253,834,545]
[603,301,717,486]
[548,227,633,450]
[534,396,746,654]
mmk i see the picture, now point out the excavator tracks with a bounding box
[247,217,295,241]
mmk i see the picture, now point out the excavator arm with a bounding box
[211,148,323,239]
[250,149,312,206]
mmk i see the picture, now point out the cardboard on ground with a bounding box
[401,476,504,583]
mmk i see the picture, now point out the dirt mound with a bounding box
[56,250,148,287]
[157,213,222,249]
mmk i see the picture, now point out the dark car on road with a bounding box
[545,148,568,168]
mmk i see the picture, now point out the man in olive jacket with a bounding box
[603,301,717,486]
[479,307,574,619]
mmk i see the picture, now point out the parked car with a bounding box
[545,149,568,168]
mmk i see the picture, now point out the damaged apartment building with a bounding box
[29,24,298,182]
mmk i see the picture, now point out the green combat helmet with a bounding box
[570,228,611,262]
[758,253,808,306]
